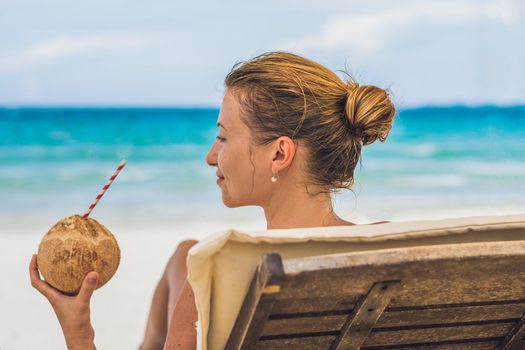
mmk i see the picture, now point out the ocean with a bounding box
[1,106,524,232]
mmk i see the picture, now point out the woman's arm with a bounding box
[139,273,170,350]
[141,240,199,350]
[140,240,196,350]
[29,254,99,350]
[163,280,197,350]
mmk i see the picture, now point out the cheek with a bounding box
[217,143,242,178]
[222,146,254,184]
[216,145,231,171]
[243,151,269,191]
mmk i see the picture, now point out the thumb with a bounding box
[78,271,99,302]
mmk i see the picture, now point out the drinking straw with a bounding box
[82,160,126,218]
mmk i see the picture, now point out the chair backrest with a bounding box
[225,241,525,350]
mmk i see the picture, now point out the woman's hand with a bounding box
[29,254,99,349]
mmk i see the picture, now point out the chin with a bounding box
[221,194,249,208]
[221,195,239,208]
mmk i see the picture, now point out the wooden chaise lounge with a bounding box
[225,241,525,350]
[186,214,525,349]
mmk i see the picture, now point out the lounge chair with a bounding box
[187,213,525,350]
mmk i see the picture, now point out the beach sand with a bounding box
[2,202,524,349]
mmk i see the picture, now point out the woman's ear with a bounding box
[270,136,297,173]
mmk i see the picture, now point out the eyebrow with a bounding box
[217,122,227,131]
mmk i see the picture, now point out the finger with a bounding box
[77,271,99,303]
[29,254,61,303]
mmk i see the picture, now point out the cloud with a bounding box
[0,33,150,73]
[500,0,525,28]
[278,1,507,57]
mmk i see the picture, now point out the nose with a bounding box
[206,139,219,167]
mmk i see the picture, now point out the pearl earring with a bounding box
[271,173,278,183]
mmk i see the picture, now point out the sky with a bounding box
[0,0,524,107]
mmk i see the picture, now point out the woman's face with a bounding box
[206,90,273,207]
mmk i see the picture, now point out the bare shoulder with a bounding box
[175,239,199,255]
[165,239,199,278]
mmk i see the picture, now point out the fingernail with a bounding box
[88,275,98,284]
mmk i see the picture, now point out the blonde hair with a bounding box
[225,51,396,193]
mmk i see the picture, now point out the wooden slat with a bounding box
[277,242,525,306]
[257,334,503,350]
[262,302,525,336]
[224,253,284,350]
[271,296,357,315]
[277,263,525,303]
[257,335,336,349]
[361,340,501,350]
[263,314,346,335]
[282,242,525,276]
[257,335,502,350]
[363,323,513,346]
[379,303,525,328]
[271,299,525,320]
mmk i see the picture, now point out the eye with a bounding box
[215,135,226,142]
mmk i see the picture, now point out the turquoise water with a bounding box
[1,106,524,218]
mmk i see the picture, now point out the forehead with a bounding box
[217,90,245,131]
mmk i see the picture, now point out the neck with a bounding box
[262,181,354,230]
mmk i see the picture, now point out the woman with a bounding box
[29,51,395,349]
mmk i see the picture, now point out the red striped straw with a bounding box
[82,160,126,218]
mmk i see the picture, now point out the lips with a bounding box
[216,172,225,179]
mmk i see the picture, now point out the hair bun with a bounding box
[344,81,396,146]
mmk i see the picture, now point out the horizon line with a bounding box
[1,103,525,110]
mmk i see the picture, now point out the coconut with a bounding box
[37,214,120,294]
